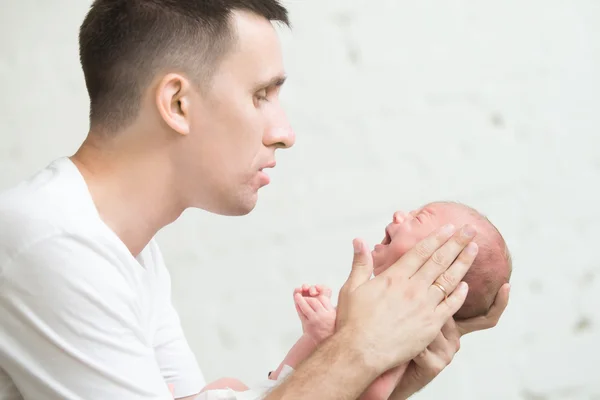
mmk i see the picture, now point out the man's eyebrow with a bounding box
[255,75,287,90]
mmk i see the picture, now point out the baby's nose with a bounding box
[393,211,407,224]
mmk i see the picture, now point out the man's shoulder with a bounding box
[0,157,100,264]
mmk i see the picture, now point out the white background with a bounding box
[1,1,599,399]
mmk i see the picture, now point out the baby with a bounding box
[195,201,512,400]
[372,201,512,320]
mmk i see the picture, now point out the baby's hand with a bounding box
[294,284,336,343]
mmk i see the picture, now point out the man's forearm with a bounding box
[264,329,379,400]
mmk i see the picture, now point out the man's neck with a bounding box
[70,134,185,256]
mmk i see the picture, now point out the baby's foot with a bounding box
[293,284,336,343]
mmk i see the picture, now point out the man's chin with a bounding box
[202,197,258,217]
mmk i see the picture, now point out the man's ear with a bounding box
[155,73,192,136]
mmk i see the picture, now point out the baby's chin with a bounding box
[371,246,385,265]
[371,249,389,275]
[372,245,409,275]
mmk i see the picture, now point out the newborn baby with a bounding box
[195,201,511,399]
[372,201,512,320]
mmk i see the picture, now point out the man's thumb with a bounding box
[346,238,373,292]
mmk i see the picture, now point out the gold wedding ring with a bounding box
[432,282,448,302]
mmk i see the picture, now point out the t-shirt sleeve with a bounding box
[0,234,174,400]
[150,240,205,398]
[194,365,296,400]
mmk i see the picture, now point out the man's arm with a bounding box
[264,328,380,400]
[0,234,173,399]
[389,283,511,399]
[265,225,478,399]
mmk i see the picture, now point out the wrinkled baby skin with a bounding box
[371,202,511,319]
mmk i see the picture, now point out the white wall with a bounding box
[1,1,599,399]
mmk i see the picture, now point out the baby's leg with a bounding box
[200,377,249,392]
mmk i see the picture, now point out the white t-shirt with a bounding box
[0,158,205,400]
[196,365,294,400]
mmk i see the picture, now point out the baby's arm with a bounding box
[268,285,406,399]
[269,284,336,381]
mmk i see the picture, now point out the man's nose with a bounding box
[264,107,295,149]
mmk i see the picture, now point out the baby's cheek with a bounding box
[392,238,418,256]
[377,241,413,271]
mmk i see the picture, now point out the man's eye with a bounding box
[255,89,268,101]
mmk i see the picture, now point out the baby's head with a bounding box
[372,201,512,320]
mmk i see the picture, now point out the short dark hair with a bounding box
[79,0,289,132]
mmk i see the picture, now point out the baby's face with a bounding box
[372,204,457,275]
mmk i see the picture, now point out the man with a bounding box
[0,1,510,399]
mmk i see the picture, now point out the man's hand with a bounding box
[389,283,511,399]
[263,224,479,400]
[335,223,478,376]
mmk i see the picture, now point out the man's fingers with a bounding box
[415,225,477,286]
[378,224,457,281]
[412,347,445,380]
[440,316,460,342]
[439,318,461,356]
[456,283,511,336]
[412,331,455,377]
[335,238,373,330]
[435,282,469,321]
[342,238,373,294]
[488,283,510,319]
[427,242,478,306]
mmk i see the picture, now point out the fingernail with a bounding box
[461,225,476,238]
[466,242,478,255]
[353,239,362,254]
[441,224,455,236]
[459,282,469,293]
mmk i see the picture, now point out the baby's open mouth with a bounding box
[381,227,391,245]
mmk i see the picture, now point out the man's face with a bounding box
[180,11,295,215]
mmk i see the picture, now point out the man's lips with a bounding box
[260,161,276,171]
[258,161,276,186]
